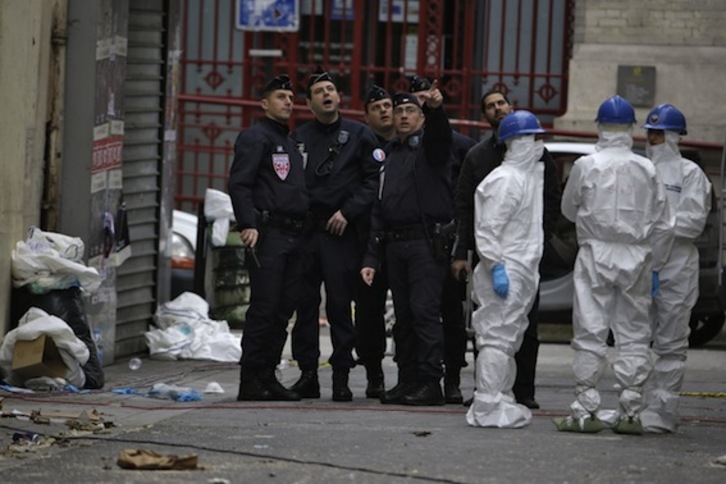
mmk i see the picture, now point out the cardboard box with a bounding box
[12,335,68,380]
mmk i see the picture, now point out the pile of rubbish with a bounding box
[1,228,104,389]
[146,291,241,362]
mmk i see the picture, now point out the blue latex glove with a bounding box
[492,263,509,299]
[652,271,660,297]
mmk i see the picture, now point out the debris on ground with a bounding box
[117,448,200,470]
[2,407,109,427]
[2,434,57,456]
[148,383,203,402]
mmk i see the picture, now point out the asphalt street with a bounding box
[1,326,725,483]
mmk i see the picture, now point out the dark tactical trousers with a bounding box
[386,239,447,382]
[292,229,359,371]
[241,228,304,371]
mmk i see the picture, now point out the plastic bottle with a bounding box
[128,357,142,371]
[92,328,104,365]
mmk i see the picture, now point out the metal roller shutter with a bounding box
[117,0,166,356]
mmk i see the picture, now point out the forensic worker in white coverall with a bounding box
[639,104,711,433]
[556,95,674,435]
[466,110,545,429]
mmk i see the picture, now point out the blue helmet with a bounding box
[642,104,687,135]
[498,110,546,143]
[595,95,636,124]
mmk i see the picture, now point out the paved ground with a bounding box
[1,327,725,483]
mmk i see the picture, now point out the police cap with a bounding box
[392,92,421,109]
[262,74,293,96]
[307,66,335,94]
[365,85,391,107]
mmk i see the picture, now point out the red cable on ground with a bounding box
[2,394,726,424]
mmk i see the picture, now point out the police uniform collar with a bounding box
[397,127,424,147]
[261,116,290,134]
[314,114,342,132]
[375,132,394,145]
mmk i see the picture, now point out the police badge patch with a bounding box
[338,130,350,145]
[273,153,290,180]
[372,148,386,162]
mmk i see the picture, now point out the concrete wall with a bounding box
[556,0,726,144]
[0,1,55,335]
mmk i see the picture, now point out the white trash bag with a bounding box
[12,227,102,294]
[0,307,90,388]
[153,292,210,330]
[145,318,241,362]
[204,189,236,247]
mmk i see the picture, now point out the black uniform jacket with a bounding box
[292,116,379,224]
[228,117,309,229]
[363,106,453,269]
[450,130,477,187]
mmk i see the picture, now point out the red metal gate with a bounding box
[176,0,575,211]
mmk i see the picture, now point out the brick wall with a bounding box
[557,0,726,144]
[580,0,726,46]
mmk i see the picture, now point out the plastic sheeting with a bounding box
[11,227,101,294]
[204,188,236,247]
[10,287,104,389]
[147,292,241,362]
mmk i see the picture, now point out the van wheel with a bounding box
[688,312,725,347]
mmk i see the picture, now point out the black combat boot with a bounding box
[400,379,445,406]
[332,369,353,402]
[516,396,540,409]
[379,379,417,404]
[237,367,301,401]
[365,364,385,399]
[444,368,463,404]
[289,369,320,398]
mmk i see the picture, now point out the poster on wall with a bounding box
[236,0,300,31]
[89,0,128,275]
[85,0,129,367]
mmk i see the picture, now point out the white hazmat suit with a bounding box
[641,131,711,433]
[466,134,544,429]
[559,126,674,432]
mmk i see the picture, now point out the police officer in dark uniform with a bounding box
[356,85,396,398]
[361,81,452,406]
[452,89,562,409]
[228,74,308,401]
[289,69,379,401]
[410,75,476,404]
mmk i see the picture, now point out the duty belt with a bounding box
[384,225,430,241]
[310,218,330,232]
[260,211,307,234]
[307,209,335,232]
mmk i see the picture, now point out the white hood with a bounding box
[503,135,544,169]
